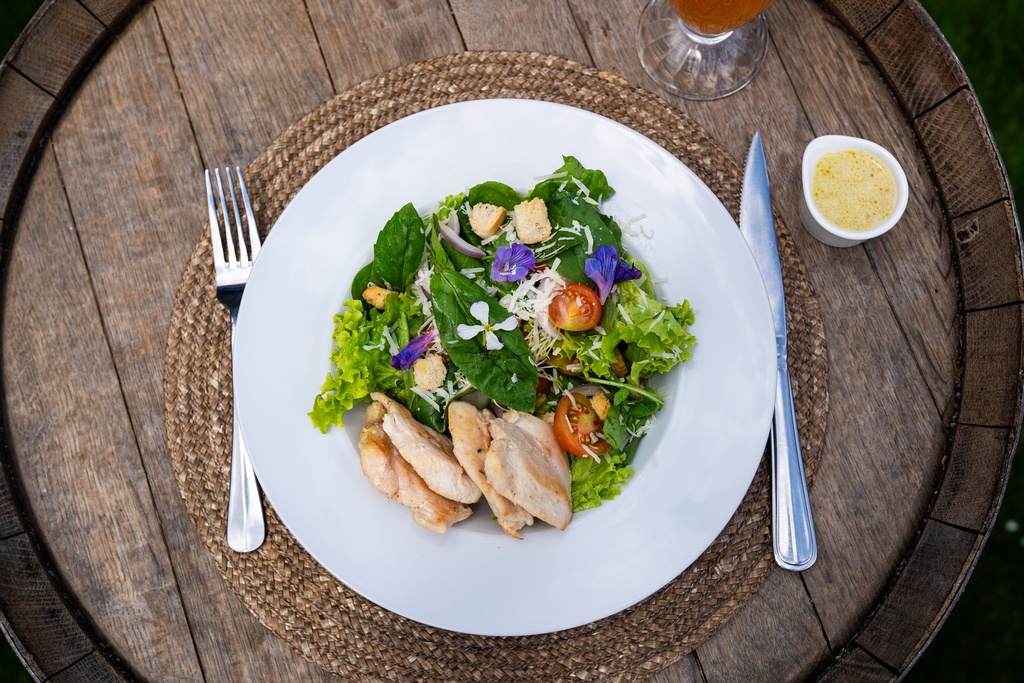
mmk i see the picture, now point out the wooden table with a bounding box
[0,0,1019,681]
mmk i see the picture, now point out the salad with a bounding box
[309,156,696,535]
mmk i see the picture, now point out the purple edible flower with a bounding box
[585,245,643,303]
[491,243,536,283]
[584,245,619,303]
[614,259,642,285]
[391,329,437,371]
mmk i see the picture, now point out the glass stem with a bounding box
[676,18,733,45]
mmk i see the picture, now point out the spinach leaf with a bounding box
[430,269,537,411]
[428,227,453,272]
[531,155,615,203]
[603,392,660,452]
[468,181,521,211]
[552,200,622,282]
[530,183,621,279]
[351,261,376,300]
[373,202,426,290]
[532,223,585,262]
[436,219,486,273]
[528,156,620,272]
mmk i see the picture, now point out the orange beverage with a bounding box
[669,0,776,35]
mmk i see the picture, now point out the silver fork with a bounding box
[205,166,265,552]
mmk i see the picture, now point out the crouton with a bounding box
[414,354,447,390]
[513,198,552,244]
[610,348,628,378]
[468,203,507,239]
[365,400,387,425]
[362,285,392,310]
[591,391,611,421]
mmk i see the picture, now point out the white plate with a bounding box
[235,99,775,636]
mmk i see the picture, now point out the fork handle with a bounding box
[226,313,265,552]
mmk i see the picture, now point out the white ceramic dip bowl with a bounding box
[800,134,908,247]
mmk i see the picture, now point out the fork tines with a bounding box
[205,166,261,272]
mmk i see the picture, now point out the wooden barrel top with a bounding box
[0,0,1019,681]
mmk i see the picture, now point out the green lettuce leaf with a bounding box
[559,276,696,382]
[570,450,634,512]
[310,293,446,433]
[436,192,465,222]
[309,300,376,432]
[615,281,696,382]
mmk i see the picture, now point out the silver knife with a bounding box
[739,132,818,571]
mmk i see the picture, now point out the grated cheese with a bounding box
[617,304,634,326]
[381,326,400,355]
[410,387,441,412]
[571,177,590,197]
[647,310,665,331]
[481,215,517,245]
[618,213,647,236]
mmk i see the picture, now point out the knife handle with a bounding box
[771,355,817,571]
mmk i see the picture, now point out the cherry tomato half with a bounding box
[547,283,602,332]
[553,391,610,457]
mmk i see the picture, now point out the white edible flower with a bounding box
[456,301,518,351]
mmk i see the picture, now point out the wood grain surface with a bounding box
[3,141,199,680]
[0,534,96,678]
[0,64,54,223]
[0,0,1019,681]
[4,0,108,99]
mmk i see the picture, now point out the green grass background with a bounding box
[0,1,1020,681]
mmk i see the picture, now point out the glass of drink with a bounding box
[637,0,777,100]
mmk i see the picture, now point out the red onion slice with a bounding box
[534,274,562,339]
[439,219,486,258]
[538,308,560,338]
[444,209,461,236]
[565,384,601,398]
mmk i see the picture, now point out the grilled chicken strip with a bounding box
[371,392,482,505]
[485,409,572,530]
[358,424,471,533]
[448,401,534,539]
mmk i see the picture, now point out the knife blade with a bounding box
[739,132,818,571]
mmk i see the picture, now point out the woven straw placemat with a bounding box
[164,51,829,682]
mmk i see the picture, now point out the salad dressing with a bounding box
[811,149,896,232]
